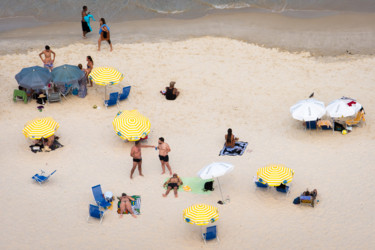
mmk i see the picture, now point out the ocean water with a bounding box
[1,0,375,22]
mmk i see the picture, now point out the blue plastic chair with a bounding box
[202,225,219,244]
[92,185,112,209]
[253,176,269,189]
[87,204,104,224]
[305,120,317,130]
[104,92,119,109]
[276,185,290,194]
[119,86,131,101]
[32,170,57,185]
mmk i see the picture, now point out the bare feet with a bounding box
[140,174,144,177]
[130,175,133,179]
[169,171,173,176]
[131,214,137,218]
[162,194,167,197]
[97,48,100,51]
[161,171,165,175]
[119,214,123,218]
[174,193,178,198]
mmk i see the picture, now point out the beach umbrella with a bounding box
[15,66,52,90]
[51,64,85,86]
[326,97,362,118]
[113,110,151,141]
[183,204,219,226]
[23,117,59,139]
[290,98,326,121]
[88,67,124,98]
[256,164,294,187]
[197,162,234,204]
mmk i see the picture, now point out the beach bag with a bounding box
[334,122,345,132]
[293,197,301,205]
[203,181,214,192]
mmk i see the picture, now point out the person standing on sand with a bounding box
[157,137,173,175]
[85,56,94,87]
[81,6,91,38]
[39,45,55,71]
[130,140,155,179]
[98,18,113,51]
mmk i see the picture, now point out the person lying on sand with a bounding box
[163,173,183,198]
[118,193,136,218]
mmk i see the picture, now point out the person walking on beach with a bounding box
[130,140,155,179]
[157,137,173,175]
[39,45,55,71]
[81,6,91,38]
[98,18,113,51]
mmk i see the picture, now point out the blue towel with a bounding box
[99,24,110,34]
[84,14,96,32]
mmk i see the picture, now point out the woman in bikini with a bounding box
[85,56,93,86]
[225,128,238,148]
[119,193,136,218]
[98,18,113,51]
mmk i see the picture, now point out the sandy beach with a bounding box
[1,9,375,250]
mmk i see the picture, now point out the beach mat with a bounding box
[164,177,213,194]
[117,195,141,215]
[219,141,248,156]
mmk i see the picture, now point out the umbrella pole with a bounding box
[217,177,225,204]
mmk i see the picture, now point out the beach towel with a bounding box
[117,195,141,215]
[164,177,213,194]
[219,141,248,156]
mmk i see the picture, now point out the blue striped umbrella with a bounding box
[15,66,52,90]
[52,64,85,86]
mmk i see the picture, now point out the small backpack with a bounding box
[203,181,214,191]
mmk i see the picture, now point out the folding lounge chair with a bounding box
[305,120,317,130]
[253,176,269,189]
[13,89,28,103]
[32,170,57,185]
[104,92,119,109]
[48,92,61,103]
[300,195,315,207]
[276,185,290,195]
[119,86,131,101]
[59,84,72,100]
[87,204,104,224]
[202,225,219,244]
[346,111,365,126]
[92,185,112,209]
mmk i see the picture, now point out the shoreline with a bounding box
[1,11,375,56]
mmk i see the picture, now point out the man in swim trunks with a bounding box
[39,45,55,71]
[130,140,155,179]
[157,137,173,175]
[118,193,136,218]
[81,6,91,38]
[163,173,183,198]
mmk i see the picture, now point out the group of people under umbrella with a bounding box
[290,96,366,133]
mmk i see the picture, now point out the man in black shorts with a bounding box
[81,6,90,38]
[130,140,155,179]
[163,174,183,198]
[157,137,173,175]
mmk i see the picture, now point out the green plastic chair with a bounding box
[13,89,28,103]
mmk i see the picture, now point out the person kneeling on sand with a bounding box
[163,173,183,198]
[118,193,137,218]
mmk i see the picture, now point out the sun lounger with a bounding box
[92,184,112,209]
[119,86,131,101]
[32,170,57,185]
[305,120,317,130]
[253,176,269,189]
[276,185,290,195]
[346,111,365,126]
[48,92,61,103]
[104,92,119,109]
[87,204,104,224]
[202,225,219,244]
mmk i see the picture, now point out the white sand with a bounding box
[0,37,375,249]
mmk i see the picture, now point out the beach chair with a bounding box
[104,92,119,109]
[48,92,61,103]
[87,204,104,224]
[346,111,365,126]
[305,120,317,130]
[92,185,112,209]
[13,89,28,103]
[32,170,57,185]
[276,185,290,195]
[119,86,131,101]
[202,225,219,244]
[59,84,72,100]
[300,195,315,207]
[253,176,269,189]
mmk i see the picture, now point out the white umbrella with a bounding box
[326,97,362,118]
[197,162,234,204]
[290,98,326,121]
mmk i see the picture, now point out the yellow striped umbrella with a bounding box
[183,204,219,226]
[256,164,294,186]
[88,67,124,86]
[113,110,151,141]
[23,117,59,139]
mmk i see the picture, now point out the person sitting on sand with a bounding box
[163,173,183,198]
[225,128,238,148]
[118,193,136,218]
[302,189,318,200]
[39,45,56,71]
[161,81,180,100]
